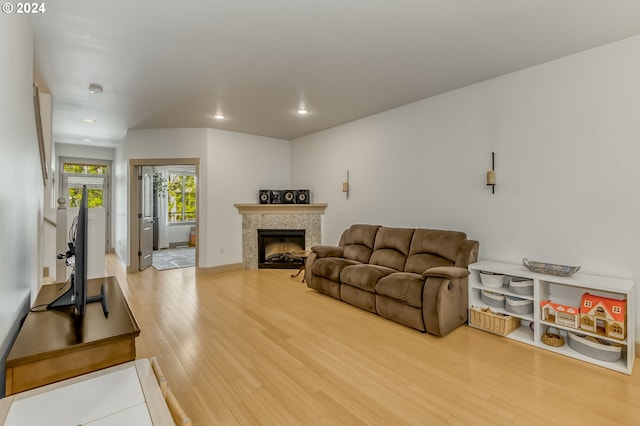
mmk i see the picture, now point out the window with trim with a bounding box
[63,163,107,208]
[167,173,196,223]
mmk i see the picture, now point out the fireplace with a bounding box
[257,229,305,269]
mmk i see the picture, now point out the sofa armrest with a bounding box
[311,245,344,258]
[422,266,470,280]
[422,267,470,337]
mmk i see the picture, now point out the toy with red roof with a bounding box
[579,293,626,340]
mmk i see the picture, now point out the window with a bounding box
[167,174,196,223]
[613,306,622,314]
[63,163,107,208]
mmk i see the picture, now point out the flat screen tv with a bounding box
[48,185,108,318]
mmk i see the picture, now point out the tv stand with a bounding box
[47,275,109,318]
[5,276,139,395]
[87,282,109,318]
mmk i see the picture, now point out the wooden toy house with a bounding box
[579,293,626,340]
[540,300,580,328]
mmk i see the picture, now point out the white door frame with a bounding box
[128,158,200,273]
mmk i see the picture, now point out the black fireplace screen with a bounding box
[257,229,305,269]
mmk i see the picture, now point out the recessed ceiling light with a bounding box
[296,109,309,115]
[212,114,225,120]
[83,138,92,142]
[82,118,96,123]
[88,84,103,95]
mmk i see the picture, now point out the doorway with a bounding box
[128,158,200,272]
[59,156,112,252]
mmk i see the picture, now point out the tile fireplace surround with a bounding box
[234,203,328,269]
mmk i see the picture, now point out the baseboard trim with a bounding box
[197,263,243,275]
[169,242,190,249]
[636,342,639,359]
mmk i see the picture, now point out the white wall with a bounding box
[117,128,207,266]
[205,128,290,266]
[118,128,289,268]
[291,35,640,335]
[168,224,192,246]
[0,14,42,397]
[114,142,128,264]
[39,92,56,278]
[56,143,116,164]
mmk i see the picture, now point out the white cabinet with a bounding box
[468,260,635,374]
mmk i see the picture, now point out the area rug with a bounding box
[152,247,195,270]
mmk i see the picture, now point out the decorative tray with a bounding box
[522,258,580,277]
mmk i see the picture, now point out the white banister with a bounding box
[56,197,68,283]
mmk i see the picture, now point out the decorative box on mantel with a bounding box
[234,203,328,269]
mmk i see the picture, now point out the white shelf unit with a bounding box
[468,260,635,374]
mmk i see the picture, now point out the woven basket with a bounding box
[470,307,520,336]
[541,326,565,347]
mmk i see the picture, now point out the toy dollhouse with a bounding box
[579,293,626,340]
[540,300,580,328]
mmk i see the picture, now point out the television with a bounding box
[48,185,108,318]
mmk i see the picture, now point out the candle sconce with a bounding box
[486,152,496,194]
[342,170,350,199]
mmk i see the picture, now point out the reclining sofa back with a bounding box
[305,224,479,337]
[340,224,379,263]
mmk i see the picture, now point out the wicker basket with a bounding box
[522,258,580,277]
[541,326,565,347]
[470,307,520,336]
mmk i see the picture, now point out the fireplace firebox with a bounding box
[257,229,305,269]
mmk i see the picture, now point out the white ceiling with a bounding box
[31,1,640,147]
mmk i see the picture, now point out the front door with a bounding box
[139,166,154,270]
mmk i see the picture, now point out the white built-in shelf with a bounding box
[468,260,635,374]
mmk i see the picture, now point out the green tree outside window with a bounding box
[64,162,107,208]
[68,188,104,208]
[168,174,196,223]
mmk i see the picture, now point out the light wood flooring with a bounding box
[105,255,640,425]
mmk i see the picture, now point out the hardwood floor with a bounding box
[106,255,640,425]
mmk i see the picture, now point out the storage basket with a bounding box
[522,258,580,277]
[567,332,622,362]
[508,277,533,296]
[470,307,520,336]
[479,271,505,288]
[505,295,533,315]
[541,326,565,347]
[481,290,505,309]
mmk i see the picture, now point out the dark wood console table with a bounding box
[5,276,140,395]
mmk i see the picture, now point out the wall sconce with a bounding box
[486,152,496,194]
[343,170,349,199]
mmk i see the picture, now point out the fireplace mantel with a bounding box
[235,203,327,269]
[234,203,327,215]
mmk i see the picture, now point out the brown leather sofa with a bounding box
[305,224,479,336]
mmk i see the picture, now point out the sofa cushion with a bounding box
[376,295,425,331]
[340,264,396,292]
[341,284,377,313]
[312,257,361,282]
[375,272,425,308]
[369,227,415,271]
[341,224,380,263]
[404,229,467,274]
